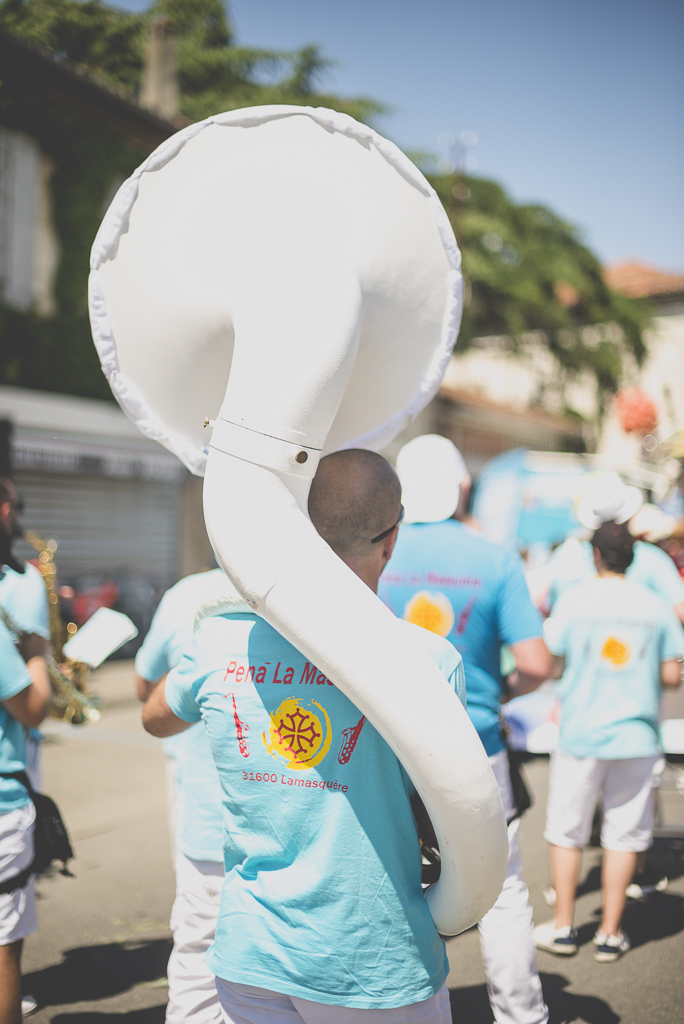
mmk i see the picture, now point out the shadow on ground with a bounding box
[23,940,172,1009]
[52,1013,165,1024]
[450,973,620,1024]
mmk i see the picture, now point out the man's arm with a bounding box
[3,655,51,728]
[142,676,192,738]
[673,602,684,627]
[661,659,681,687]
[506,637,552,700]
[134,673,156,702]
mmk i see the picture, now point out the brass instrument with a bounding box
[22,530,101,725]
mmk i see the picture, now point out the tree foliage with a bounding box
[0,0,384,124]
[428,172,648,395]
[0,0,646,403]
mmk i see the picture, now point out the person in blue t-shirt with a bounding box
[534,521,683,963]
[547,471,684,623]
[0,478,50,801]
[135,567,237,1024]
[379,435,550,1024]
[143,450,465,1024]
[545,470,684,900]
[0,612,50,1024]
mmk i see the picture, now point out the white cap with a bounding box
[575,471,644,531]
[396,434,470,524]
[628,502,677,542]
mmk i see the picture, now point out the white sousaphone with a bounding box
[89,105,507,935]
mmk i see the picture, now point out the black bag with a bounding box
[0,770,73,895]
[411,791,441,885]
[506,748,532,824]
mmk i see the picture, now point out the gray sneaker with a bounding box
[593,929,631,962]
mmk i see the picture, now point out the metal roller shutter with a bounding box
[14,471,180,582]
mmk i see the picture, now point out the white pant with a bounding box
[166,851,225,1024]
[216,979,451,1024]
[0,804,37,945]
[544,750,663,852]
[478,751,548,1024]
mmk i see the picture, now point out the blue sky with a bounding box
[113,0,683,270]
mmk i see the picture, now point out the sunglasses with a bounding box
[371,505,405,544]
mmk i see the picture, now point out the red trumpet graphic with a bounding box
[225,693,250,758]
[338,715,366,764]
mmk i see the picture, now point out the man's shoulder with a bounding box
[401,520,515,572]
[621,577,676,617]
[634,541,682,578]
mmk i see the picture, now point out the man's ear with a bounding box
[382,527,399,564]
[592,546,602,570]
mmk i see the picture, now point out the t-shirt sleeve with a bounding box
[19,566,50,638]
[164,637,204,723]
[0,622,32,702]
[497,554,544,646]
[644,544,684,607]
[135,594,173,682]
[659,606,684,663]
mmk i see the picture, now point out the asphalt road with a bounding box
[21,662,684,1024]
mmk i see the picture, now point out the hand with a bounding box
[18,633,49,663]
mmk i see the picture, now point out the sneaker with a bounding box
[593,929,630,962]
[625,866,668,900]
[21,996,38,1017]
[542,885,557,907]
[533,920,578,955]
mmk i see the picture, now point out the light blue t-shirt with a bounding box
[0,563,50,638]
[166,611,465,1009]
[135,569,226,862]
[0,620,33,813]
[379,520,543,757]
[549,538,684,609]
[547,577,684,759]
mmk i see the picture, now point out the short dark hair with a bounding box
[308,450,401,558]
[592,520,634,575]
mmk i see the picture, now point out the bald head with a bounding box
[308,450,402,559]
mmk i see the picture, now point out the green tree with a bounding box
[0,0,383,124]
[0,0,383,397]
[426,171,648,398]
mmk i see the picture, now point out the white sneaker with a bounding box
[533,920,578,955]
[593,929,631,962]
[21,996,38,1017]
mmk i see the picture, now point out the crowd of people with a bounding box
[0,438,683,1024]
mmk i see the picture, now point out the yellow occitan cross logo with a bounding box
[262,698,332,771]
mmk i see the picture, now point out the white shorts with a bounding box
[167,851,224,1024]
[0,803,37,945]
[216,979,451,1024]
[544,750,664,853]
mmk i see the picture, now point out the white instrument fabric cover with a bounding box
[89,105,507,936]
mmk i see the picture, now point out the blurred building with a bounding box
[0,385,214,646]
[382,336,587,475]
[0,27,186,318]
[600,262,684,477]
[0,29,207,647]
